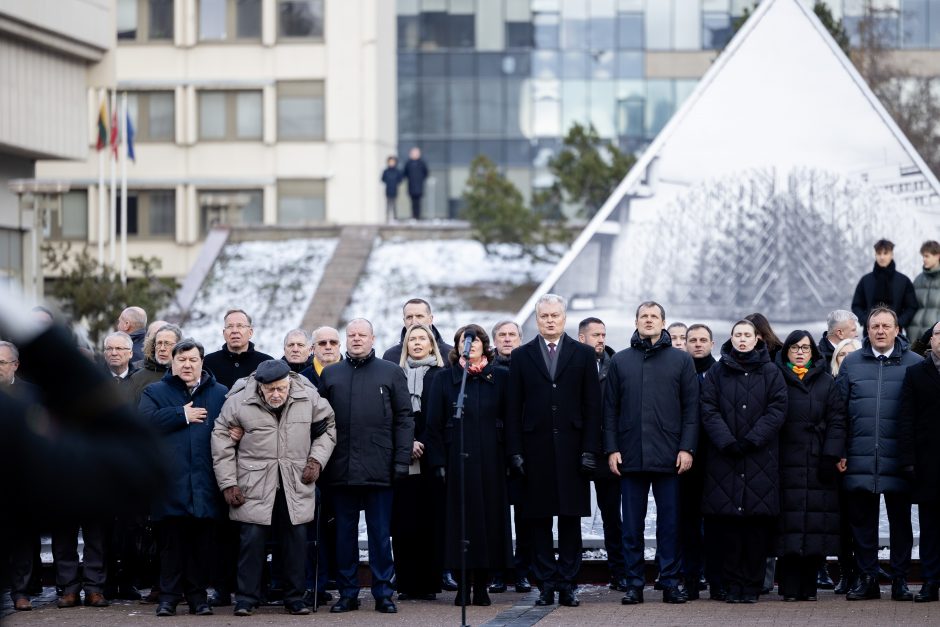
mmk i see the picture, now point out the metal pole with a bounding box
[454,348,471,627]
[97,88,105,269]
[109,88,117,265]
[120,92,128,285]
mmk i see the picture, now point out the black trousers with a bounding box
[512,506,533,583]
[410,194,422,219]
[920,500,940,582]
[709,515,774,596]
[52,521,107,595]
[8,527,35,600]
[702,517,724,589]
[237,489,307,606]
[837,483,856,578]
[593,477,625,582]
[529,515,581,591]
[777,554,823,598]
[846,491,912,578]
[210,519,239,595]
[106,513,147,592]
[157,516,213,605]
[678,472,705,587]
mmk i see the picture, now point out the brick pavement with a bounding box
[4,585,939,626]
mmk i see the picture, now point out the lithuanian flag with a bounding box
[96,100,108,151]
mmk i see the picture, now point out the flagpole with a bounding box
[120,92,128,285]
[97,87,106,269]
[109,88,117,265]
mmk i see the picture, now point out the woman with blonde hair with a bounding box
[830,338,862,376]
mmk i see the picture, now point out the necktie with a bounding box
[877,354,887,362]
[548,342,556,361]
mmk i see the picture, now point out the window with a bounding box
[198,189,263,235]
[127,92,175,142]
[533,12,560,48]
[278,180,325,224]
[199,0,261,42]
[506,22,534,48]
[118,0,174,42]
[117,191,176,238]
[702,12,733,49]
[278,0,323,39]
[277,82,324,140]
[0,228,22,288]
[419,12,474,49]
[198,91,262,140]
[46,191,88,240]
[617,13,643,49]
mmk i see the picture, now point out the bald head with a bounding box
[118,306,147,333]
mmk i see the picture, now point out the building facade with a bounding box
[37,0,396,278]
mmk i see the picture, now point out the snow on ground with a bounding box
[343,238,554,353]
[181,238,338,356]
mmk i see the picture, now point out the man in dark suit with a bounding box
[506,294,602,608]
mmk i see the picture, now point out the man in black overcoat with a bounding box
[506,294,602,608]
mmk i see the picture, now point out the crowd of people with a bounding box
[1,238,939,616]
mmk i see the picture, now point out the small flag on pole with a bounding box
[96,100,108,151]
[126,109,136,162]
[109,102,120,159]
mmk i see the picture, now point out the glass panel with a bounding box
[449,52,475,76]
[504,78,525,138]
[563,51,589,78]
[149,191,176,235]
[702,12,733,49]
[61,191,88,239]
[533,12,560,48]
[674,0,702,50]
[589,80,616,138]
[399,52,418,77]
[616,79,645,138]
[279,0,324,38]
[617,13,643,49]
[241,190,264,223]
[420,12,448,49]
[449,81,475,135]
[675,78,698,107]
[931,0,940,47]
[703,0,730,10]
[279,197,323,223]
[421,80,448,134]
[278,95,323,139]
[561,80,589,136]
[616,50,644,78]
[478,139,504,163]
[237,0,262,38]
[646,79,674,136]
[501,53,530,77]
[590,0,616,49]
[199,92,226,139]
[592,50,615,79]
[398,15,419,49]
[505,141,532,166]
[398,78,420,136]
[477,53,505,77]
[617,0,644,9]
[199,0,226,40]
[150,0,174,39]
[532,79,561,136]
[532,0,560,10]
[117,0,137,40]
[149,92,175,140]
[236,92,263,139]
[645,0,672,49]
[478,78,504,135]
[123,194,139,234]
[506,22,534,47]
[448,140,477,164]
[562,0,589,49]
[449,14,475,47]
[419,53,447,76]
[533,50,561,78]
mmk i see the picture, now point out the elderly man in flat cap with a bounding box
[212,359,336,617]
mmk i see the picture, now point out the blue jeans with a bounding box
[620,473,680,589]
[332,486,394,600]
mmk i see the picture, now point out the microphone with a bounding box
[462,329,477,358]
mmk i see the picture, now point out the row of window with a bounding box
[47,183,326,241]
[126,83,324,142]
[117,0,324,43]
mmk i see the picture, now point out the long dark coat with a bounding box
[506,334,602,518]
[899,356,940,503]
[425,362,512,570]
[700,341,788,517]
[138,370,227,521]
[851,262,918,331]
[203,342,275,390]
[775,355,846,557]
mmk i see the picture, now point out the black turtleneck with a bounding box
[872,260,895,307]
[346,349,376,368]
[693,354,716,376]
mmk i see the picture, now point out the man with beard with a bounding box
[851,240,917,337]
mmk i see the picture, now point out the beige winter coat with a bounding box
[211,372,336,525]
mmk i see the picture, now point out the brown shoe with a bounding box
[14,598,32,611]
[85,591,110,607]
[58,592,80,608]
[141,588,160,604]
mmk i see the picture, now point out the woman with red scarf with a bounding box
[425,324,513,608]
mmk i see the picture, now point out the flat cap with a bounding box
[254,359,291,384]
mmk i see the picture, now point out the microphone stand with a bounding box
[454,340,472,627]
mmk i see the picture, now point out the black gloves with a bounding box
[394,463,410,480]
[579,452,597,477]
[508,454,525,477]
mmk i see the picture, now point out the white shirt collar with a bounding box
[871,346,894,359]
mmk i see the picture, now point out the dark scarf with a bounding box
[693,354,716,375]
[346,349,376,368]
[872,260,896,307]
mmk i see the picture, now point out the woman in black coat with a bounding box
[700,320,788,603]
[391,324,445,600]
[425,324,513,607]
[774,331,846,601]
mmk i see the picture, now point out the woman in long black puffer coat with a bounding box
[774,330,846,602]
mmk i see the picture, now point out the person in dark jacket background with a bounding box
[851,239,918,336]
[130,324,181,403]
[818,310,859,366]
[382,298,453,366]
[700,320,787,604]
[381,155,402,222]
[604,303,699,605]
[426,324,513,607]
[317,318,414,615]
[898,320,940,602]
[836,306,921,601]
[774,331,846,602]
[402,147,429,220]
[138,339,228,617]
[203,309,274,390]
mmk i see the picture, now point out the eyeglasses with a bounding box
[224,324,250,331]
[0,359,17,365]
[317,340,340,346]
[155,341,176,348]
[789,345,812,353]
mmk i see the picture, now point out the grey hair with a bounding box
[491,320,522,340]
[826,309,858,332]
[313,326,340,341]
[346,318,374,335]
[104,331,133,350]
[0,340,19,360]
[535,293,567,314]
[156,324,183,341]
[120,306,147,330]
[283,328,310,346]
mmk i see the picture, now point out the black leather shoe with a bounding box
[191,603,213,615]
[285,600,311,615]
[609,577,628,592]
[684,583,700,601]
[473,588,492,606]
[330,597,360,613]
[834,575,852,595]
[558,587,579,607]
[662,586,687,604]
[915,581,940,603]
[441,571,459,591]
[155,602,176,617]
[891,578,913,601]
[375,597,397,613]
[534,588,555,606]
[817,566,835,589]
[208,590,232,607]
[621,587,643,605]
[489,575,507,593]
[515,577,532,593]
[740,593,758,603]
[710,586,727,601]
[846,575,881,600]
[698,576,708,591]
[653,577,663,591]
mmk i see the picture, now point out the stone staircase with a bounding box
[299,225,379,330]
